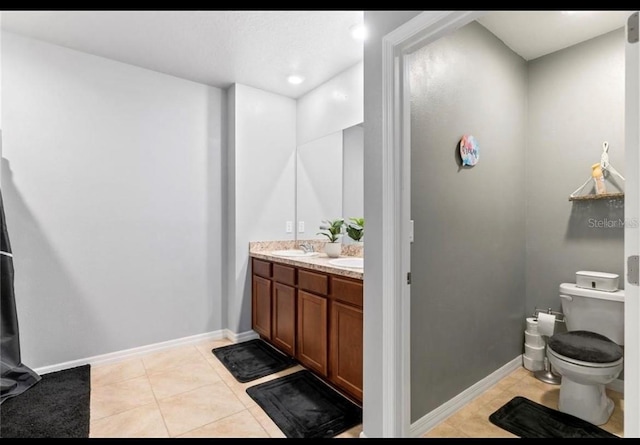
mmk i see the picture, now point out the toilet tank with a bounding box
[559,283,624,344]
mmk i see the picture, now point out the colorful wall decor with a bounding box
[459,134,479,166]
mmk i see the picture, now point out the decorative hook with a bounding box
[601,141,610,170]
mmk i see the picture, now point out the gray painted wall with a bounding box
[525,28,625,315]
[405,22,625,423]
[1,32,225,368]
[409,21,528,421]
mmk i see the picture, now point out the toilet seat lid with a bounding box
[548,330,623,364]
[547,346,623,368]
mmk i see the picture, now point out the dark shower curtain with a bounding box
[0,188,40,404]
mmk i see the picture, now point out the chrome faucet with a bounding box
[299,242,315,253]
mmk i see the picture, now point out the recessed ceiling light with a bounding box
[350,24,367,40]
[287,75,305,85]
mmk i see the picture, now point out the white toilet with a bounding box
[546,282,624,425]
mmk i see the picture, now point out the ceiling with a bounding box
[1,10,635,99]
[0,10,364,99]
[477,10,634,61]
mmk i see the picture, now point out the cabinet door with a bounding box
[252,275,272,339]
[297,290,328,376]
[272,283,296,356]
[329,301,363,402]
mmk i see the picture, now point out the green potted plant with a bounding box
[318,218,344,257]
[346,217,364,244]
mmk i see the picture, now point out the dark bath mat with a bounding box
[489,396,620,438]
[212,339,297,383]
[0,365,91,438]
[246,370,362,438]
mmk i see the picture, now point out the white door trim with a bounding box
[380,10,484,437]
[624,11,640,438]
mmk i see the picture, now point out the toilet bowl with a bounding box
[547,330,623,425]
[547,283,624,425]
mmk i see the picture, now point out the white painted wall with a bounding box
[1,32,225,368]
[295,61,364,244]
[297,61,364,146]
[227,83,296,333]
[296,130,343,240]
[342,124,364,224]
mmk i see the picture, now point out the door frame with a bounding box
[624,11,640,438]
[380,10,640,437]
[380,10,484,437]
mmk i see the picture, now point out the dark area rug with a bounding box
[0,365,91,438]
[246,369,362,438]
[489,396,620,438]
[212,339,297,383]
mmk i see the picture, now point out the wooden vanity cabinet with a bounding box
[251,259,272,339]
[251,257,363,403]
[297,269,329,376]
[329,276,363,401]
[271,264,297,357]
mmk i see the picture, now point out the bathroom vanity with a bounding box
[249,246,363,403]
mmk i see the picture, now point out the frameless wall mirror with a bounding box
[295,122,363,242]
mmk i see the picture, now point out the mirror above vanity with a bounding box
[295,122,363,243]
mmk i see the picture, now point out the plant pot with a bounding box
[324,242,342,258]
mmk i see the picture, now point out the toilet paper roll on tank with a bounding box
[536,312,557,337]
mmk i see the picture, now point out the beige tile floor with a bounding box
[89,339,624,439]
[422,366,624,438]
[89,338,362,438]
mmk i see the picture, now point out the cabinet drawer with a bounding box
[253,258,272,278]
[298,269,329,296]
[273,263,296,286]
[331,276,363,308]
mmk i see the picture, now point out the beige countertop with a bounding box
[249,240,363,280]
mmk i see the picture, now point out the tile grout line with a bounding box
[203,341,283,438]
[89,358,156,436]
[91,341,266,438]
[152,344,259,436]
[141,350,172,438]
[171,341,269,438]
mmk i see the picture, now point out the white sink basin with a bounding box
[271,249,320,258]
[328,258,364,269]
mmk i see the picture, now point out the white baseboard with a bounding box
[409,355,523,438]
[225,328,260,343]
[34,330,225,375]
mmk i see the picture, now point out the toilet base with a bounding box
[558,378,614,425]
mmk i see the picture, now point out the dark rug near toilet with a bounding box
[489,396,619,438]
[246,370,362,438]
[0,365,91,438]
[212,339,297,383]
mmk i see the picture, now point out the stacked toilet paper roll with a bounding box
[523,317,545,371]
